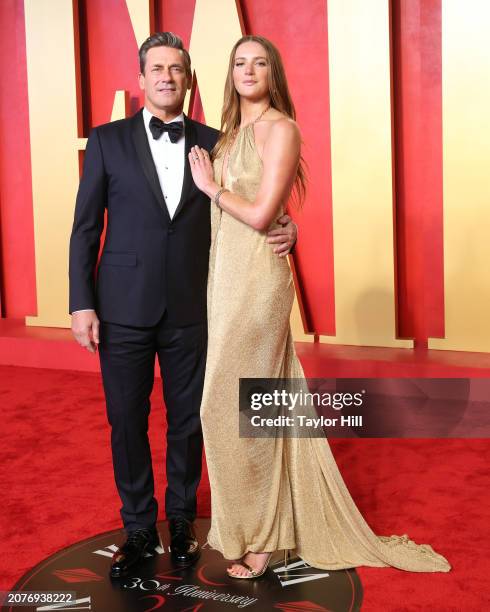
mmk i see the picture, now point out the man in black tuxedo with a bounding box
[69,32,296,578]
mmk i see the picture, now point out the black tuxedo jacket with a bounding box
[69,109,219,327]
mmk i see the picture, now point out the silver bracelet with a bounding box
[214,187,229,208]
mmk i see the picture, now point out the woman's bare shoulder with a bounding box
[257,111,299,141]
[264,115,301,150]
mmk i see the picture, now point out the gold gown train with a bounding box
[200,124,450,573]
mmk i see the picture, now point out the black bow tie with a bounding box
[149,116,184,143]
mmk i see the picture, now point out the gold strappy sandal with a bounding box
[227,549,290,580]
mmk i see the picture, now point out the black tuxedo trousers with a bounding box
[98,315,207,528]
[69,111,219,528]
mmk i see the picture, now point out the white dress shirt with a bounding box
[142,106,185,219]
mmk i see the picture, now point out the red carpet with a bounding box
[0,365,488,610]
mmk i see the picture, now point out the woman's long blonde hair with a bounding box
[212,35,306,207]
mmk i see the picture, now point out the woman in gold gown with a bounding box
[188,35,450,578]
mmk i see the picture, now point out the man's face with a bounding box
[139,46,191,116]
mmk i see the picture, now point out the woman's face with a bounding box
[233,41,270,101]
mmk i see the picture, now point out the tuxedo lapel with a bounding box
[130,110,171,224]
[172,115,198,221]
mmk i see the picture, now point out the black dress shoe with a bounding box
[110,527,160,578]
[168,517,200,567]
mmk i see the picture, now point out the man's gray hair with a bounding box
[139,32,192,77]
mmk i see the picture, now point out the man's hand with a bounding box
[71,310,100,354]
[267,214,298,257]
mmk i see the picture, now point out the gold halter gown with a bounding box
[200,123,450,573]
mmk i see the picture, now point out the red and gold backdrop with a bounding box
[0,0,489,355]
